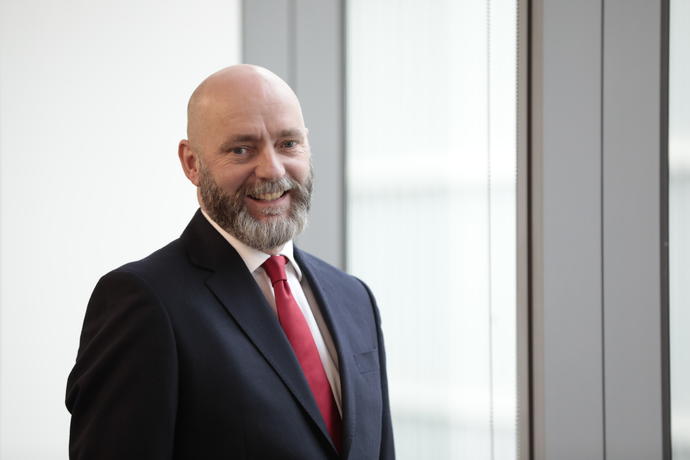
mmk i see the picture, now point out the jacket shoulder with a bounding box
[295,250,358,283]
[106,238,190,283]
[295,249,376,304]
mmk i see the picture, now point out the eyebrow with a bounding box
[227,134,261,143]
[276,129,305,139]
[220,129,306,150]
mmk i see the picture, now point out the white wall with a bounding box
[0,1,241,457]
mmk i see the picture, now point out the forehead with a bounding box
[204,86,305,138]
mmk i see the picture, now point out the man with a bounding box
[65,65,395,459]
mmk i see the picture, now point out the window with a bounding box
[669,0,690,457]
[346,1,518,457]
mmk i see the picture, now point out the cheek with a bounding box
[287,158,312,183]
[214,171,251,195]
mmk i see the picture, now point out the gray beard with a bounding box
[199,163,313,253]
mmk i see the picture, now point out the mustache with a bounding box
[238,176,297,198]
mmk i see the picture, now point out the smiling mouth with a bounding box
[247,190,289,201]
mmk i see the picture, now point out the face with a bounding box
[180,71,313,253]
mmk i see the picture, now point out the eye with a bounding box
[281,140,299,149]
[229,146,249,155]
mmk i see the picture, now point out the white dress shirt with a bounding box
[200,210,342,414]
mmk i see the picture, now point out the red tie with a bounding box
[262,255,342,452]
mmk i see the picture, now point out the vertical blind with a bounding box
[346,1,518,458]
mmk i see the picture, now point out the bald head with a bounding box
[186,64,305,152]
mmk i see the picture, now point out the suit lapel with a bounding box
[295,249,359,460]
[180,211,336,452]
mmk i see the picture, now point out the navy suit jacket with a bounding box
[66,210,394,459]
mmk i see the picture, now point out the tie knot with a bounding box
[262,255,288,284]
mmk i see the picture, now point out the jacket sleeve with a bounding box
[361,281,396,460]
[65,270,178,460]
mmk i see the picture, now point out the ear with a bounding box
[178,139,200,186]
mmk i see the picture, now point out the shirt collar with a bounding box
[200,208,302,280]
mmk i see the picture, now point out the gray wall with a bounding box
[531,0,668,458]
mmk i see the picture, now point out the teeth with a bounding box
[252,191,284,201]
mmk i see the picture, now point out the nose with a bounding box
[254,145,286,180]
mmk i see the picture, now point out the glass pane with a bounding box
[346,1,518,458]
[670,1,690,458]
